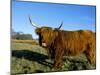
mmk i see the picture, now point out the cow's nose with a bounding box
[42,40,45,43]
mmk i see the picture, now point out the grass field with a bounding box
[11,40,96,74]
[12,39,38,45]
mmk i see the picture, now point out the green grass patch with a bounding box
[11,42,96,74]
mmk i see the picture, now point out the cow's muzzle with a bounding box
[42,42,47,47]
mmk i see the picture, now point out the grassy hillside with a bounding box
[11,40,96,74]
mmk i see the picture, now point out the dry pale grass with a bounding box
[12,39,38,45]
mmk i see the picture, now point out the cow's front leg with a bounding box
[54,48,64,69]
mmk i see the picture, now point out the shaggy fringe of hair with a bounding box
[48,30,96,64]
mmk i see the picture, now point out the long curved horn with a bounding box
[29,16,39,28]
[58,21,63,29]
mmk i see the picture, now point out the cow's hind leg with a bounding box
[85,43,96,65]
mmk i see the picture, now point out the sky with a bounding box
[12,0,96,39]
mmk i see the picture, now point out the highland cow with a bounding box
[29,17,96,68]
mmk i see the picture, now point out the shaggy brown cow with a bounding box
[29,17,96,68]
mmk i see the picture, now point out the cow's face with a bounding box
[29,16,63,47]
[35,27,54,47]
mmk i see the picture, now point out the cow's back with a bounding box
[58,30,95,56]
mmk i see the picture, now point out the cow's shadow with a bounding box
[12,50,52,68]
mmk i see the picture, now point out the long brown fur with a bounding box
[35,27,96,68]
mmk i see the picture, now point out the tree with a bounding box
[11,29,33,40]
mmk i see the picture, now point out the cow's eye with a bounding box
[36,31,40,35]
